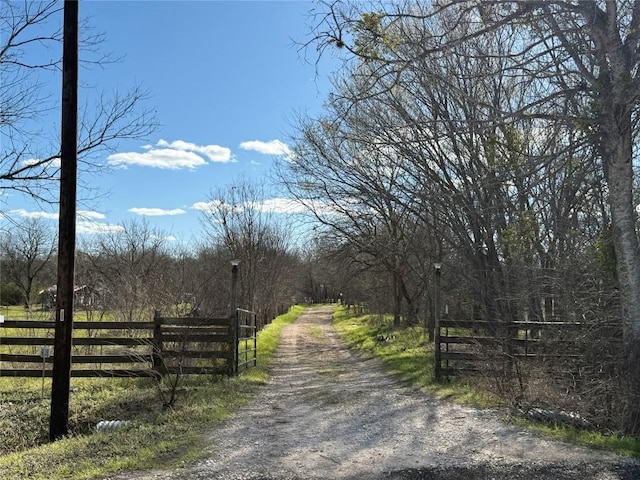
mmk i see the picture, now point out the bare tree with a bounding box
[200,178,298,323]
[0,0,157,204]
[279,103,436,325]
[0,217,56,309]
[85,219,169,322]
[311,0,640,364]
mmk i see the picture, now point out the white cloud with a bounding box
[77,210,105,220]
[8,209,58,220]
[128,207,186,216]
[192,200,230,214]
[191,200,244,217]
[239,139,291,156]
[192,197,334,216]
[5,210,136,234]
[156,139,233,163]
[191,201,217,213]
[107,139,233,169]
[198,144,233,162]
[107,148,206,170]
[249,198,309,214]
[22,157,61,169]
[77,221,125,235]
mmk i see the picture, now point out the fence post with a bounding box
[229,260,240,376]
[229,310,239,376]
[434,262,442,381]
[253,311,257,367]
[152,311,165,377]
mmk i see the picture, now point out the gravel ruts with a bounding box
[106,305,640,480]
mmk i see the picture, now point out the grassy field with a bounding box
[0,305,306,480]
[1,305,53,321]
[332,306,640,459]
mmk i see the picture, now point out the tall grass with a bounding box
[0,305,306,480]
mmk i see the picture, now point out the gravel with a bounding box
[106,306,640,480]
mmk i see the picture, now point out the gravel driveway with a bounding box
[111,305,640,480]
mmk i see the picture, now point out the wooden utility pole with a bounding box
[49,0,78,441]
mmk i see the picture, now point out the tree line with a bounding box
[0,182,317,326]
[272,1,640,434]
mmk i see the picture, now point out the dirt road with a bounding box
[115,306,640,480]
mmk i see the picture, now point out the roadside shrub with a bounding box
[0,282,22,306]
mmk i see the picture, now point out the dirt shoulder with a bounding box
[109,306,640,480]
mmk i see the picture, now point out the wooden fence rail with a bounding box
[0,311,258,378]
[435,315,622,379]
[152,312,233,377]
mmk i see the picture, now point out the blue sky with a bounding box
[5,0,340,245]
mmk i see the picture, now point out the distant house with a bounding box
[39,285,97,309]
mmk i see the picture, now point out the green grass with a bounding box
[0,304,307,480]
[1,305,53,321]
[511,416,640,458]
[1,377,250,480]
[0,305,165,323]
[332,307,497,406]
[332,306,640,458]
[308,326,323,337]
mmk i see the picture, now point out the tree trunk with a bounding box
[602,106,640,346]
[601,99,640,434]
[393,274,401,327]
